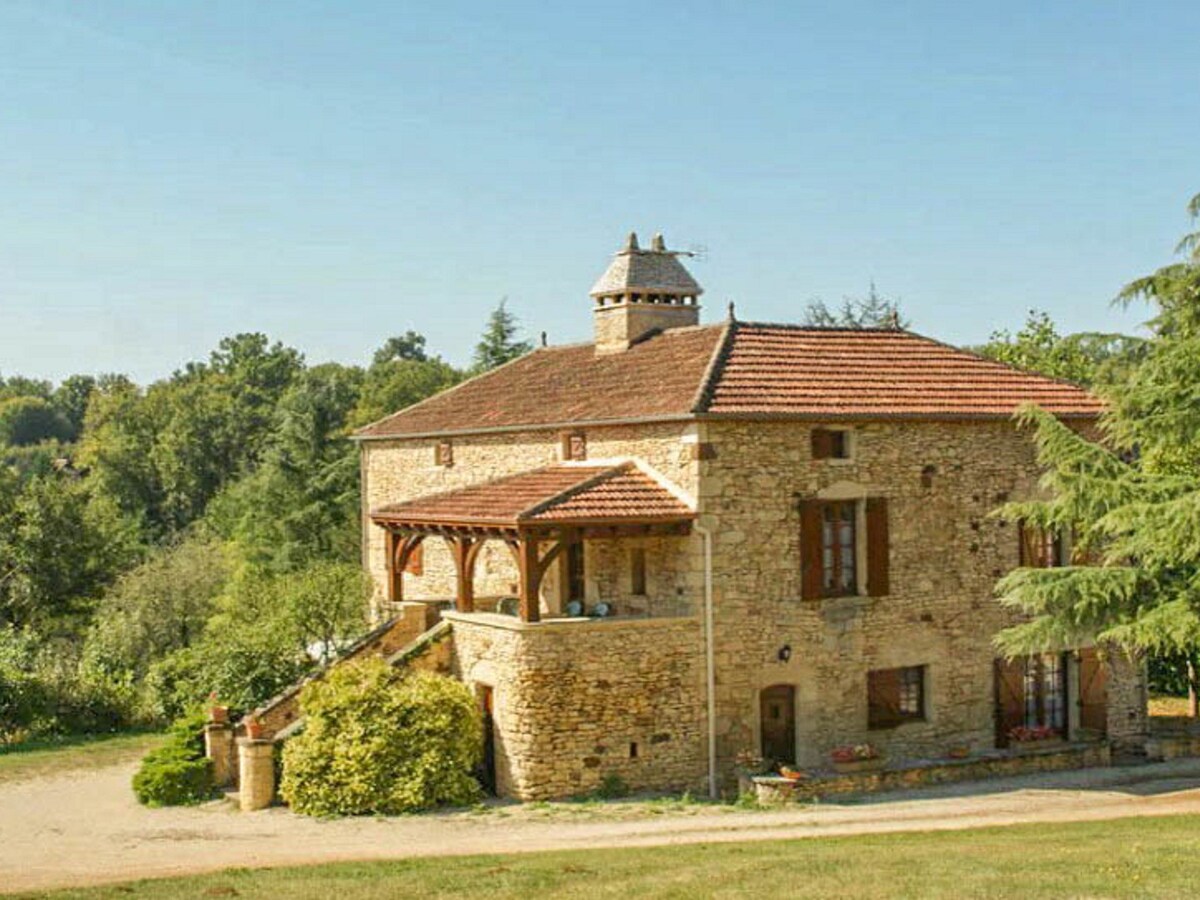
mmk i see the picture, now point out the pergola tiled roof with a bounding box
[354,322,1101,440]
[370,462,694,529]
[370,462,694,623]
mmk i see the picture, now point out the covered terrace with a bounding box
[370,461,695,623]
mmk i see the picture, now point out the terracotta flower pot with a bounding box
[245,718,265,740]
[208,705,229,725]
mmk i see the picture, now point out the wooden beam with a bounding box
[445,535,481,614]
[517,535,542,623]
[388,532,426,603]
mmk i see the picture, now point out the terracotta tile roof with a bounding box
[370,463,694,528]
[354,324,724,438]
[354,321,1101,439]
[703,324,1104,418]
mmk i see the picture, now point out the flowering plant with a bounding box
[1008,725,1059,743]
[830,743,880,763]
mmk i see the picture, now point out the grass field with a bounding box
[0,732,162,786]
[24,813,1200,899]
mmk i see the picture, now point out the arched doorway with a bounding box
[760,684,796,765]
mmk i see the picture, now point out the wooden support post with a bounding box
[518,535,541,623]
[447,536,482,614]
[386,530,403,603]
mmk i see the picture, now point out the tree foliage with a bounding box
[472,298,533,373]
[976,310,1143,387]
[995,194,1200,684]
[0,397,73,447]
[802,283,908,330]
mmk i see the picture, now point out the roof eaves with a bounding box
[351,413,699,443]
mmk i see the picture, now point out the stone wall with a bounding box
[361,423,702,619]
[445,613,707,800]
[697,418,1143,778]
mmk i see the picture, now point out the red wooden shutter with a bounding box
[405,542,424,576]
[994,657,1026,746]
[799,500,823,600]
[865,497,889,597]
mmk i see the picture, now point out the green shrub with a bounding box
[595,772,629,800]
[131,711,213,807]
[280,659,482,816]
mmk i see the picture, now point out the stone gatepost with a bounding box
[204,722,235,787]
[238,738,275,811]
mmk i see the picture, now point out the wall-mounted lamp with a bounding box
[777,644,792,663]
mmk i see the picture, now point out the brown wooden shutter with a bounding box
[993,657,1026,747]
[867,668,902,729]
[405,542,424,576]
[799,500,823,600]
[865,497,889,597]
[811,429,834,460]
[1077,649,1108,735]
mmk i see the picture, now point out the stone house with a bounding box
[349,233,1147,801]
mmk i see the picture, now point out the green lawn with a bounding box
[27,814,1200,899]
[0,732,163,785]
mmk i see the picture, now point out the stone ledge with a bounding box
[752,742,1111,804]
[442,611,699,633]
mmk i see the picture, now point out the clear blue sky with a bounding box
[1,1,1196,383]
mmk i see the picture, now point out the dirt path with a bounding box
[4,759,1200,894]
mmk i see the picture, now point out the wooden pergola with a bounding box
[370,463,695,623]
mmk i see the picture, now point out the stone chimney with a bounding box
[590,232,703,354]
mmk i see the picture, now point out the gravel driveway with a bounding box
[4,759,1200,894]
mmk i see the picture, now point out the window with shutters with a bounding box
[868,665,926,729]
[800,496,889,600]
[994,653,1068,745]
[821,502,857,596]
[1019,522,1066,568]
[811,428,851,461]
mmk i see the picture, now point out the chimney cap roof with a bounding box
[590,232,703,299]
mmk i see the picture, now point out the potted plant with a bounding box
[830,743,885,774]
[778,765,808,782]
[207,691,229,725]
[1007,725,1063,751]
[244,715,265,740]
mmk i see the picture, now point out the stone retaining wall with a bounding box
[752,742,1112,804]
[446,612,707,800]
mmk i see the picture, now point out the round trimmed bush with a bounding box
[280,659,482,816]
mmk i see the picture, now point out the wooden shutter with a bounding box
[799,500,823,600]
[865,497,889,597]
[405,542,424,576]
[1077,649,1108,735]
[993,657,1026,747]
[811,429,834,460]
[868,668,902,729]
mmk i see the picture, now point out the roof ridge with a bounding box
[691,318,739,413]
[515,462,631,522]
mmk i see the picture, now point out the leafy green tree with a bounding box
[0,376,52,401]
[994,193,1200,705]
[976,310,1143,387]
[352,357,460,428]
[472,299,533,372]
[0,397,73,447]
[802,283,908,329]
[52,374,97,439]
[372,331,428,365]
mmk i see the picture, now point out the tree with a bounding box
[351,357,460,429]
[994,193,1200,707]
[802,283,909,330]
[372,331,428,365]
[976,310,1143,387]
[0,397,73,447]
[472,299,533,372]
[52,375,97,439]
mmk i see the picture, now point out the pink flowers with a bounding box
[830,743,880,763]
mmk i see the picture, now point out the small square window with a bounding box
[868,665,926,729]
[435,441,454,467]
[812,428,850,460]
[561,431,587,461]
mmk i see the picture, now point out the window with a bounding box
[994,653,1068,744]
[868,665,926,729]
[561,431,587,461]
[566,541,586,602]
[435,440,454,467]
[821,502,857,596]
[630,547,647,596]
[811,428,850,460]
[1019,523,1065,567]
[800,497,889,600]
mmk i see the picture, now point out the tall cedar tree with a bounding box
[472,299,533,373]
[995,193,1200,701]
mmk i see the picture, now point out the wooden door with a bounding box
[994,658,1026,747]
[760,685,796,765]
[478,686,496,794]
[1077,649,1108,736]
